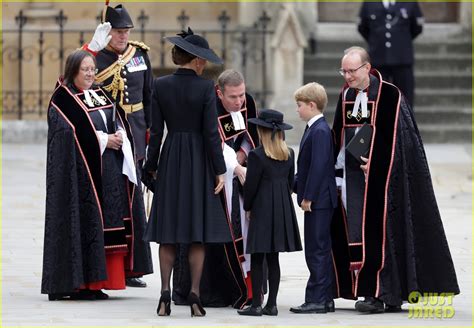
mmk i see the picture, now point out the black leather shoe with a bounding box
[69,290,97,300]
[126,277,147,288]
[93,290,109,300]
[355,297,385,314]
[262,304,278,316]
[238,305,263,316]
[385,304,402,313]
[290,302,327,314]
[326,300,335,312]
[48,293,69,301]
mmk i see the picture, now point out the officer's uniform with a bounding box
[95,42,152,160]
[358,1,423,107]
[84,3,153,289]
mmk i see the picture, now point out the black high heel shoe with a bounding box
[188,292,206,317]
[157,290,171,316]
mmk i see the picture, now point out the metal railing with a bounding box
[2,9,273,119]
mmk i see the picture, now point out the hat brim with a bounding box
[248,118,293,130]
[165,36,223,65]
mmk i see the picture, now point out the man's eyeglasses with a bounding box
[338,63,367,76]
[80,67,98,74]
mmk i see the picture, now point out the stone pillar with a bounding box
[269,4,307,145]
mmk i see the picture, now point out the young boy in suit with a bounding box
[290,82,337,314]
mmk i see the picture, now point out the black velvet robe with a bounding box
[331,70,459,306]
[41,83,152,295]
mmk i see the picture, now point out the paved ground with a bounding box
[2,143,472,326]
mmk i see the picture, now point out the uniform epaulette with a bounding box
[129,40,150,51]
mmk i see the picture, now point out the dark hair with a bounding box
[63,50,97,85]
[171,45,197,65]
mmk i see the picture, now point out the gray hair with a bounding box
[217,69,245,91]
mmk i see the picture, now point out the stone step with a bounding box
[413,106,472,125]
[418,123,472,143]
[284,119,471,145]
[304,54,471,72]
[304,71,472,90]
[324,88,471,108]
[310,39,471,55]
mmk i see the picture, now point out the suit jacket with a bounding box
[295,117,337,210]
[358,1,423,66]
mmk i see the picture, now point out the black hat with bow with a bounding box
[165,27,223,65]
[248,109,293,139]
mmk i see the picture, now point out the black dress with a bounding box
[144,68,231,244]
[243,146,302,253]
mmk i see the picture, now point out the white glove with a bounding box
[88,22,112,52]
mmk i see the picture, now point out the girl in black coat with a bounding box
[143,28,229,317]
[237,109,302,316]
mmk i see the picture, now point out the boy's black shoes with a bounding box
[290,302,327,313]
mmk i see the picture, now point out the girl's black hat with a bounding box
[248,109,293,139]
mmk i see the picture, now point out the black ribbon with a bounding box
[177,27,194,38]
[270,121,281,140]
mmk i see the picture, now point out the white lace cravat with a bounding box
[230,111,246,131]
[352,90,369,119]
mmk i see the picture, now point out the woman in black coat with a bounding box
[143,28,230,317]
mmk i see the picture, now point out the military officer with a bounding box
[83,3,153,288]
[358,0,424,108]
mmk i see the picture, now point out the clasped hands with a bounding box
[107,131,123,150]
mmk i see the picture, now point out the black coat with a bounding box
[358,1,423,67]
[144,68,230,244]
[244,146,302,253]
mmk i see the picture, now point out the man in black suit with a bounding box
[290,82,337,314]
[358,0,424,108]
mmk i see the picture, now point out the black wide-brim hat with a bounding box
[248,109,293,131]
[105,4,134,29]
[165,27,223,65]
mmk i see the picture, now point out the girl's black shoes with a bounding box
[157,290,171,316]
[188,292,206,317]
